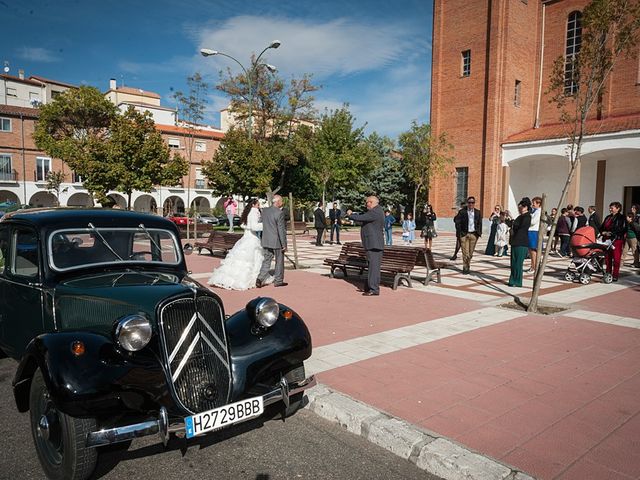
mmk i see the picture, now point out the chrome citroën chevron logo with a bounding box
[169,311,228,383]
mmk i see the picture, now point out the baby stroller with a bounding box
[564,226,613,285]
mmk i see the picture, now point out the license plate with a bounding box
[185,396,264,438]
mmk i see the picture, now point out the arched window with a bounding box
[564,11,583,94]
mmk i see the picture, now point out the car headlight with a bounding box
[255,298,280,327]
[115,314,152,352]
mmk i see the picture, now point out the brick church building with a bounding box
[429,0,640,222]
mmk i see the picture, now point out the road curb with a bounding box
[305,384,536,480]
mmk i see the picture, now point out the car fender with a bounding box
[225,302,312,398]
[13,332,168,416]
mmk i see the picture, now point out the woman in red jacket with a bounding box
[600,201,627,281]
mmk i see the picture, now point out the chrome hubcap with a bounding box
[38,415,50,441]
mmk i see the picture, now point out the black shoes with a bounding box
[362,291,379,296]
[450,255,457,261]
[256,279,264,288]
[274,282,288,287]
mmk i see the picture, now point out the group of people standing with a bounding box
[313,202,343,246]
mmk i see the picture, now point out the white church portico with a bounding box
[502,129,640,216]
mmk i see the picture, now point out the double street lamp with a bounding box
[201,40,281,138]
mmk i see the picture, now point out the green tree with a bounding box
[45,171,66,207]
[202,128,277,200]
[528,0,640,313]
[309,106,376,205]
[365,133,409,210]
[398,121,455,220]
[108,107,188,209]
[34,86,117,199]
[173,72,210,237]
[215,65,318,198]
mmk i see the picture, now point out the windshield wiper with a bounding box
[87,222,123,261]
[137,223,163,256]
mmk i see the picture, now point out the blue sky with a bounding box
[2,0,432,138]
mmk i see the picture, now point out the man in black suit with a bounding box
[454,196,482,274]
[313,202,325,246]
[329,202,342,244]
[347,196,385,296]
[587,205,601,236]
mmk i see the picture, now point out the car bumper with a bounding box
[85,375,316,448]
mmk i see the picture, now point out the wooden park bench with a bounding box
[323,242,419,290]
[176,223,214,239]
[287,221,310,234]
[388,245,447,285]
[194,231,242,256]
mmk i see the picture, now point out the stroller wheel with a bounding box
[564,271,576,282]
[579,273,591,285]
[602,273,613,284]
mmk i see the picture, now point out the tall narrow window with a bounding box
[514,80,522,107]
[35,157,51,182]
[461,50,471,77]
[455,167,469,206]
[0,154,12,181]
[0,117,10,132]
[565,11,582,95]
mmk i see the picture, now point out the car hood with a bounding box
[53,271,195,335]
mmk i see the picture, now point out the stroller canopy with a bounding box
[570,225,598,257]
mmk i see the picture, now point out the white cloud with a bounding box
[16,47,60,63]
[195,15,419,78]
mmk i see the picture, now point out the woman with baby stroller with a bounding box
[600,201,627,282]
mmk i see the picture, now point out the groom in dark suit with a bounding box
[257,194,288,287]
[347,196,385,296]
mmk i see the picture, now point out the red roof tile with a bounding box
[0,73,43,87]
[504,114,640,144]
[0,104,40,118]
[108,86,160,99]
[156,124,225,140]
[29,75,77,88]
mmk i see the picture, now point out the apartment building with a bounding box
[0,74,226,214]
[430,0,640,221]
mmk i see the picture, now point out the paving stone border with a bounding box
[304,384,536,480]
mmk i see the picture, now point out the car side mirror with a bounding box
[183,243,193,256]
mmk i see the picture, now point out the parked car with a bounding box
[167,212,193,225]
[196,213,220,225]
[0,208,315,480]
[217,215,242,227]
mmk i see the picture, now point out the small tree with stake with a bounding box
[528,0,640,313]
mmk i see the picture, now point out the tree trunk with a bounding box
[528,150,582,312]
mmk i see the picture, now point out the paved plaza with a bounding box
[186,227,640,480]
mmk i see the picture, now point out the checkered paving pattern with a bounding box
[187,227,640,480]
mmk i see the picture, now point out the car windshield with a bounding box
[48,227,182,271]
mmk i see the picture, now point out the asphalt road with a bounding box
[0,358,438,480]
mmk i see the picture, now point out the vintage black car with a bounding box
[0,208,315,480]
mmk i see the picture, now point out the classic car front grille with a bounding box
[159,296,231,414]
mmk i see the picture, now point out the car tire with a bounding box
[29,369,98,480]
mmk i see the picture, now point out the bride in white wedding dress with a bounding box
[208,199,267,290]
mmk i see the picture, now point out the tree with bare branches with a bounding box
[528,0,640,312]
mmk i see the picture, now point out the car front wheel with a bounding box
[29,369,97,480]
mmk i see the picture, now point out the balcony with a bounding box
[0,170,18,183]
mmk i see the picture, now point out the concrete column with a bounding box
[595,160,606,217]
[567,160,581,206]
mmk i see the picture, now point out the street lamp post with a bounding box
[200,40,280,138]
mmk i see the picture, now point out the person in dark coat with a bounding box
[453,196,482,274]
[450,201,466,260]
[587,205,601,236]
[329,202,342,244]
[600,201,627,281]
[347,196,385,296]
[313,202,325,246]
[508,198,532,287]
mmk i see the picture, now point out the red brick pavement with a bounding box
[187,236,640,480]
